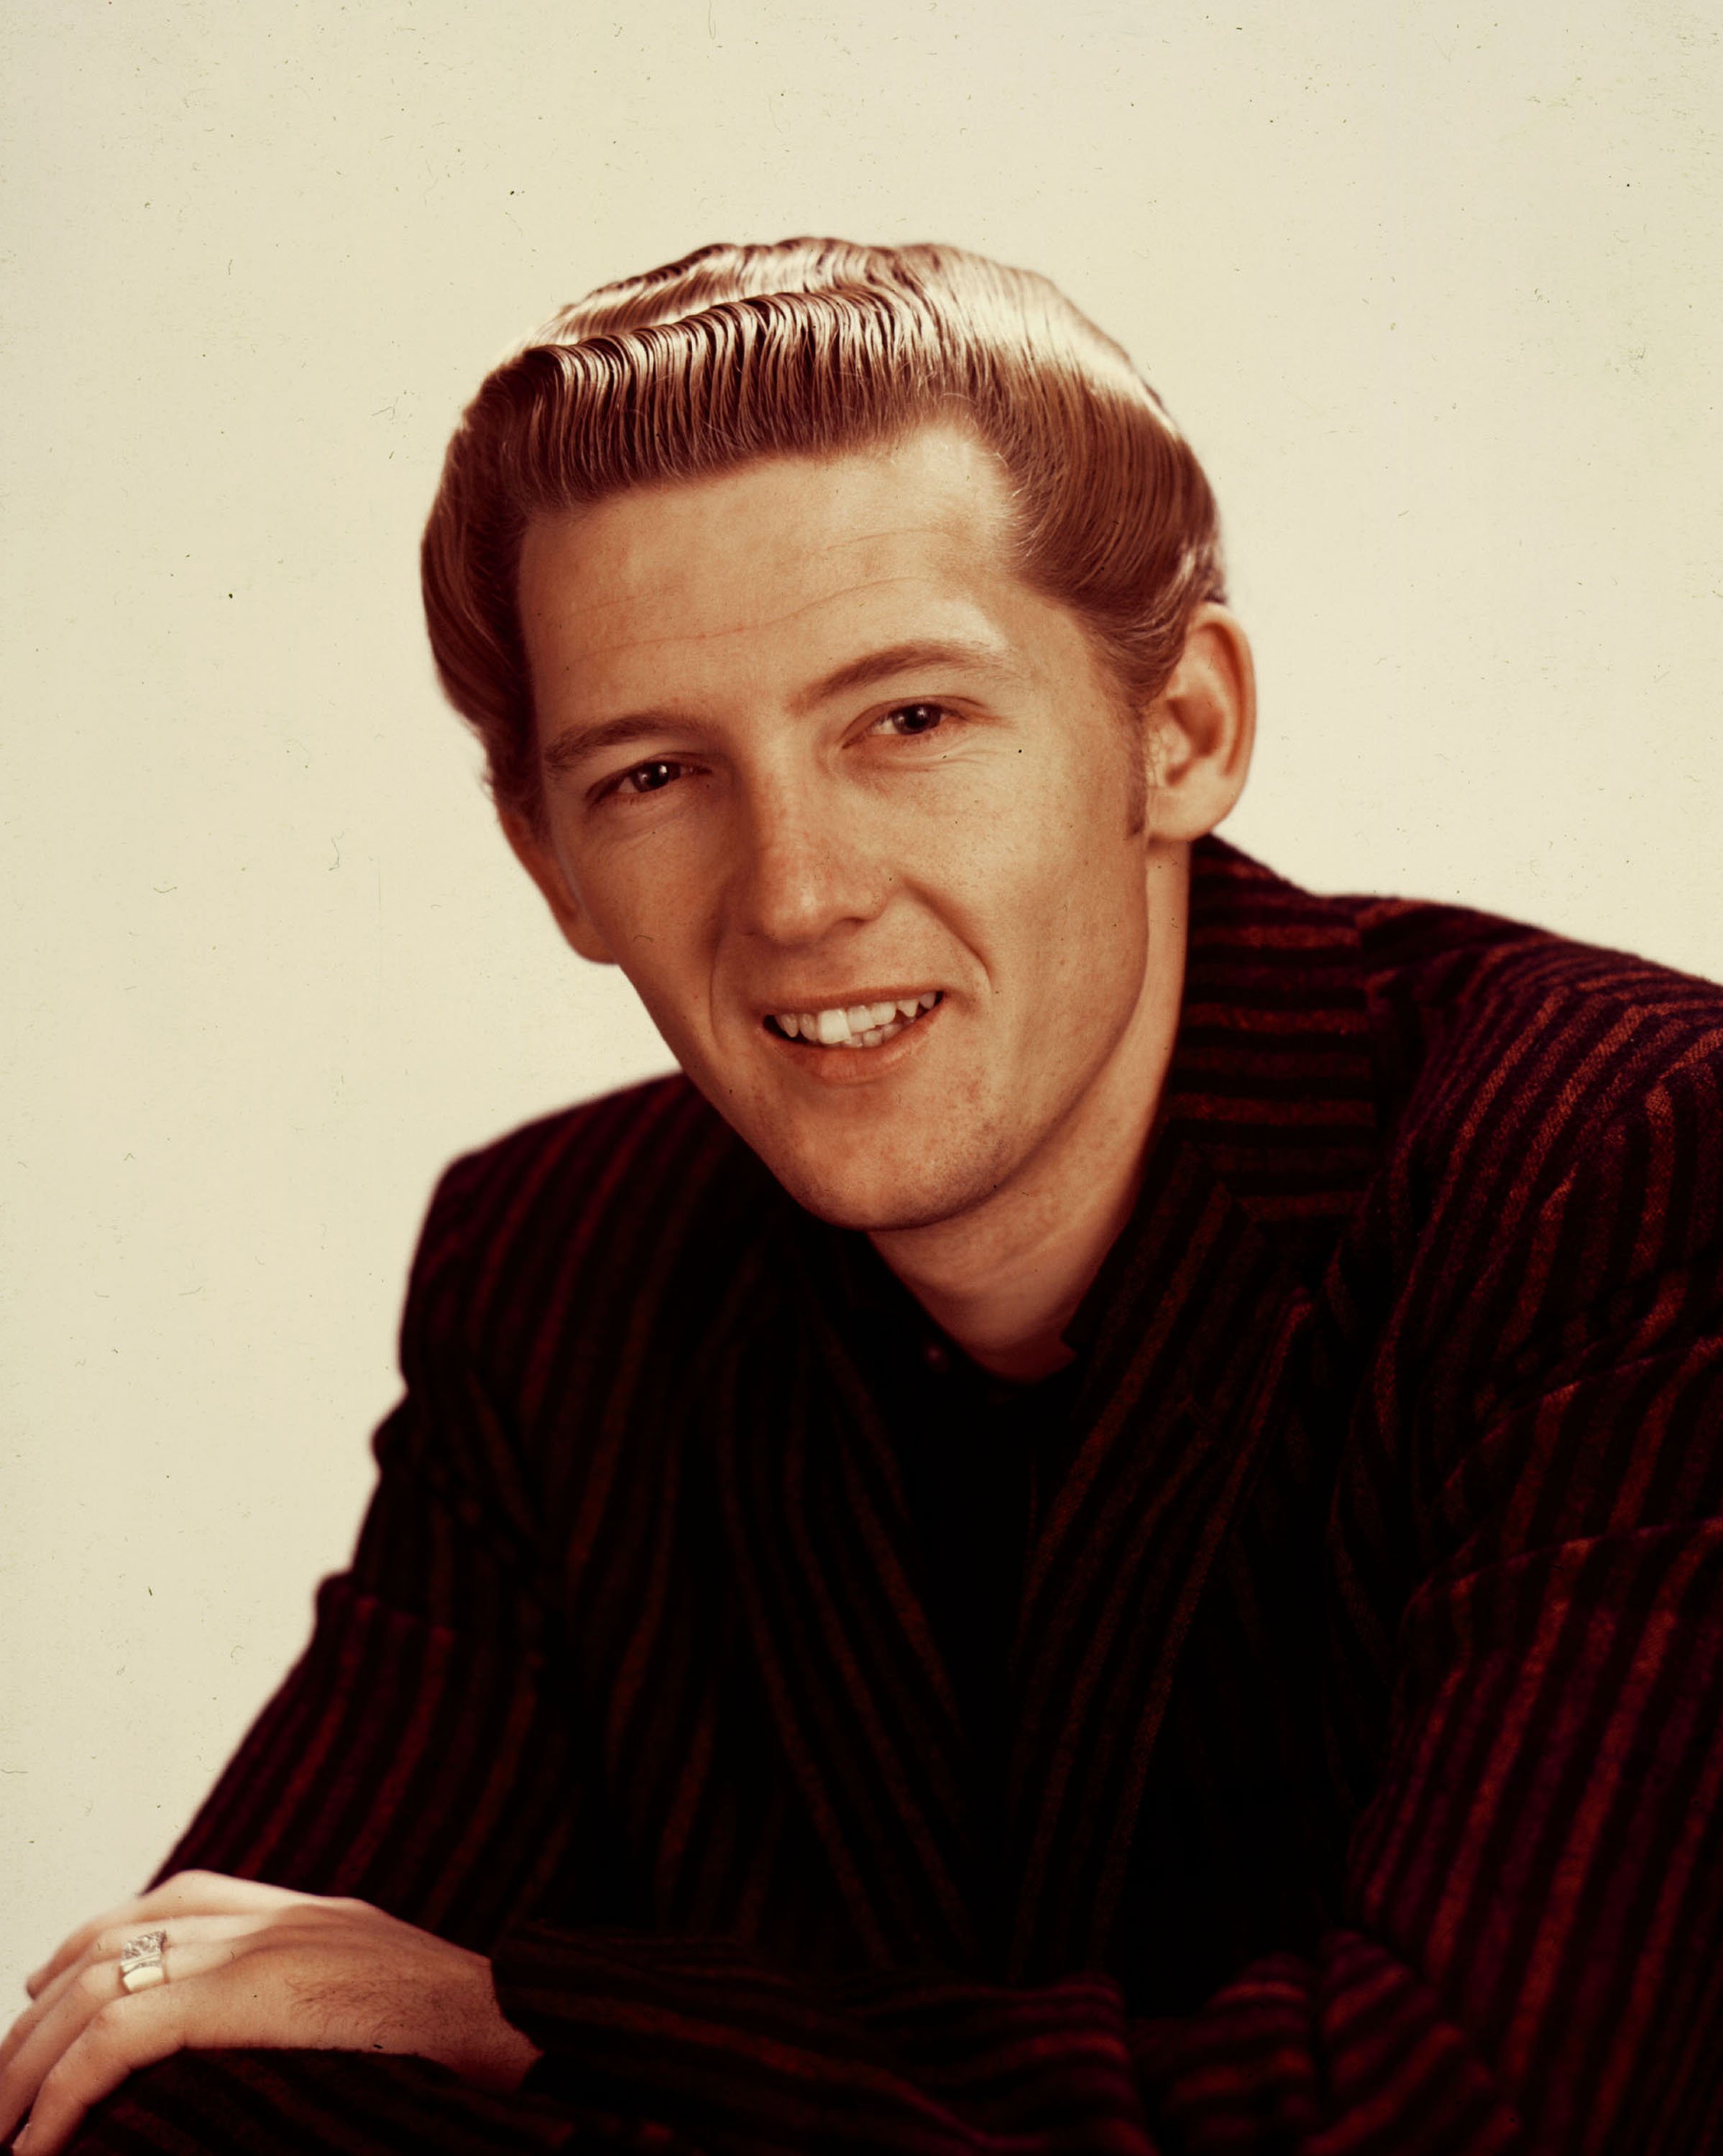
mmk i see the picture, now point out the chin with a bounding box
[753,1131,1001,1237]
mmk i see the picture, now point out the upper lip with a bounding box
[756,987,937,1013]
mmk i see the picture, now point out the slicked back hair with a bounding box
[421,238,1226,831]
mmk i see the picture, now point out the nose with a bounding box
[735,770,889,947]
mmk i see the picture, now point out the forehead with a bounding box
[517,425,1030,708]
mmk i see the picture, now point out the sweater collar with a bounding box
[1066,831,1379,1350]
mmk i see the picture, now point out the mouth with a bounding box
[763,990,942,1051]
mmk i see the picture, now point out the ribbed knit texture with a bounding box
[68,837,1722,2155]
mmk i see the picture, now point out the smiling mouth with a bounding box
[766,991,942,1050]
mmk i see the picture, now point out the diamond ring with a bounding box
[117,1929,168,1993]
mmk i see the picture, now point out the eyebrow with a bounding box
[539,636,1021,778]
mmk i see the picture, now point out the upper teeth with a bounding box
[773,992,938,1046]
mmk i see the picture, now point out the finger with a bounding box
[24,1902,160,2003]
[11,1976,190,2156]
[24,1872,310,1996]
[4,1915,267,2076]
[25,1874,308,1997]
[0,1940,239,2144]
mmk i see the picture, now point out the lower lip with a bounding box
[763,999,945,1085]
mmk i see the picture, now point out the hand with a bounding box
[1,1871,541,2155]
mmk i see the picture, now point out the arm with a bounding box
[145,1161,620,1938]
[484,1371,1721,2156]
[482,1077,1723,2155]
[4,1158,668,2153]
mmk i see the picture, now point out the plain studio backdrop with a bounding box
[3,0,1719,1992]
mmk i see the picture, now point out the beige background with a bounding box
[3,0,1719,1991]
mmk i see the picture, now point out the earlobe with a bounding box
[1145,604,1256,844]
[500,809,618,966]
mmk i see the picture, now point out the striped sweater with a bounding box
[83,837,1723,2153]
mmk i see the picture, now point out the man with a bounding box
[4,239,1720,2155]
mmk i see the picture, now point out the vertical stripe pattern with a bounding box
[70,836,1721,2155]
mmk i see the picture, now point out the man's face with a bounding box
[515,424,1181,1234]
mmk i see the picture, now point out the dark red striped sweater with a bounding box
[81,837,1723,2154]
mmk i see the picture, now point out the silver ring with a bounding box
[118,1929,168,1993]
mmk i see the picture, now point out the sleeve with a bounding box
[149,1154,629,1945]
[474,1064,1723,2156]
[68,1158,677,2155]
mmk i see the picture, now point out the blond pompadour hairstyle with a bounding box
[421,238,1226,829]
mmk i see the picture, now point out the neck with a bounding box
[869,849,1190,1381]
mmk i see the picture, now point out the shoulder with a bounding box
[1289,877,1723,1450]
[423,1072,737,1243]
[1347,885,1723,1212]
[401,1074,785,1358]
[1184,840,1723,1267]
[1350,882,1723,1053]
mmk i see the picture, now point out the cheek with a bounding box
[980,815,1152,1075]
[899,756,1090,914]
[932,786,1141,977]
[564,819,712,955]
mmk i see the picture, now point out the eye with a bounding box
[873,701,950,737]
[611,759,686,798]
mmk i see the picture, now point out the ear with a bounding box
[500,810,618,966]
[1143,604,1256,843]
